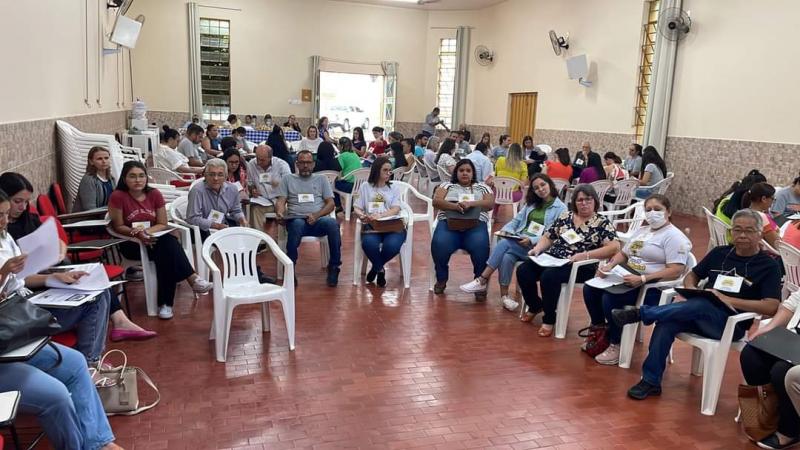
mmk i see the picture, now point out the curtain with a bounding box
[187,2,202,118]
[643,0,681,155]
[310,55,321,126]
[381,61,398,132]
[452,26,471,129]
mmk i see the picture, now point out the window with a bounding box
[436,38,457,129]
[633,1,660,143]
[199,18,230,121]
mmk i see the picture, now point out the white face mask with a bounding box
[645,210,668,229]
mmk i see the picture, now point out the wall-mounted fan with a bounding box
[658,7,691,41]
[549,30,569,56]
[474,45,495,66]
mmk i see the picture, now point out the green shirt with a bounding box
[524,199,554,235]
[338,152,363,183]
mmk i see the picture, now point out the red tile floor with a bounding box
[24,209,764,449]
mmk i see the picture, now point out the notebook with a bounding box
[749,327,800,364]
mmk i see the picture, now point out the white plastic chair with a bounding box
[315,170,340,191]
[599,201,646,243]
[147,167,184,185]
[168,196,207,279]
[436,164,452,185]
[589,180,613,210]
[617,253,698,368]
[492,177,524,218]
[702,207,730,250]
[635,173,674,201]
[353,204,414,288]
[779,241,800,296]
[414,157,430,193]
[201,227,295,362]
[423,158,441,185]
[276,210,335,279]
[392,181,434,228]
[552,179,569,201]
[333,168,370,221]
[603,179,640,212]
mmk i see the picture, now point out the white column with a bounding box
[187,2,202,118]
[452,26,471,129]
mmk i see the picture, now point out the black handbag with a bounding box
[0,294,62,354]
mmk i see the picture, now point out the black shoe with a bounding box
[326,266,340,287]
[376,270,386,287]
[611,306,641,328]
[434,282,446,295]
[758,433,800,449]
[366,268,378,284]
[627,379,661,400]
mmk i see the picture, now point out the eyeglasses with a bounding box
[575,197,594,204]
[731,228,759,235]
[206,172,226,178]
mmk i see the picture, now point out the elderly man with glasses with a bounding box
[275,150,342,286]
[187,158,248,239]
[613,208,782,400]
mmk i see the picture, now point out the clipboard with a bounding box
[749,327,800,364]
[675,288,738,314]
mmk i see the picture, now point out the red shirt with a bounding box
[108,189,166,227]
[545,160,573,181]
[369,139,387,155]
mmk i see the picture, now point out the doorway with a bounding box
[508,92,537,144]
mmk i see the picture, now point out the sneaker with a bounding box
[326,266,340,287]
[595,344,620,365]
[366,268,378,283]
[627,379,661,400]
[434,282,446,295]
[460,278,487,293]
[376,270,386,288]
[502,296,519,311]
[191,278,213,294]
[611,306,641,328]
[158,305,173,320]
[757,433,800,449]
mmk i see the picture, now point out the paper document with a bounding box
[788,213,800,220]
[62,219,110,229]
[149,228,174,237]
[377,215,402,221]
[586,266,630,289]
[529,253,571,267]
[16,217,61,279]
[249,196,273,207]
[44,263,111,291]
[28,288,103,308]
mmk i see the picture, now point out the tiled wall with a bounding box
[0,111,127,196]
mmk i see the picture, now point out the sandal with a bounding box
[538,325,554,337]
[520,312,536,322]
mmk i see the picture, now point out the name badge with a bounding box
[132,221,151,230]
[459,193,475,202]
[298,193,314,203]
[525,221,544,237]
[368,201,384,214]
[575,158,584,166]
[561,229,582,245]
[207,210,225,224]
[259,173,271,183]
[714,274,743,294]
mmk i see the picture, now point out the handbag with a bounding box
[0,293,62,354]
[367,218,405,233]
[578,324,609,358]
[738,384,778,441]
[93,349,160,416]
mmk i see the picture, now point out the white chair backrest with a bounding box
[203,228,283,287]
[148,167,182,184]
[316,170,340,190]
[493,177,522,205]
[612,179,640,206]
[415,158,428,178]
[702,207,730,248]
[436,164,451,183]
[537,144,553,155]
[590,180,612,204]
[169,195,190,223]
[627,201,647,235]
[552,179,569,199]
[779,242,800,293]
[654,172,675,195]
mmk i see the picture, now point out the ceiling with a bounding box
[328,0,506,11]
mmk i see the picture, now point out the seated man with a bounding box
[613,209,781,400]
[451,131,470,155]
[465,142,494,183]
[246,144,291,232]
[177,123,206,167]
[186,158,248,238]
[275,150,342,286]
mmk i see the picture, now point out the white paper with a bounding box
[149,228,174,237]
[0,391,19,421]
[529,253,571,267]
[249,196,273,207]
[586,266,630,289]
[16,218,61,279]
[787,213,800,220]
[44,263,111,291]
[377,215,402,221]
[62,219,110,229]
[27,288,103,308]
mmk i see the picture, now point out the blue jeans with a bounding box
[583,285,662,344]
[431,221,490,283]
[285,217,342,267]
[334,179,353,209]
[361,230,407,272]
[46,289,111,363]
[486,238,530,286]
[0,344,115,450]
[639,297,745,385]
[635,187,655,198]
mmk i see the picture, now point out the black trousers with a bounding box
[121,234,194,307]
[516,260,596,325]
[740,344,799,437]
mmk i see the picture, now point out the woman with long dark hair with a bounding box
[635,146,668,197]
[435,138,457,172]
[543,147,573,182]
[314,142,342,172]
[221,149,247,186]
[267,124,294,173]
[351,126,366,155]
[578,152,606,184]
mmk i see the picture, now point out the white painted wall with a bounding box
[0,0,130,124]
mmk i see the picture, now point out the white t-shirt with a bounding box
[298,137,323,153]
[0,233,26,295]
[355,183,402,215]
[436,182,493,223]
[437,153,456,169]
[642,163,664,187]
[154,144,189,171]
[622,224,692,274]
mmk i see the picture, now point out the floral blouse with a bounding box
[544,211,617,259]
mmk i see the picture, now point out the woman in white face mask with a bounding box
[580,194,693,365]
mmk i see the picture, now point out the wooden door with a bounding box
[508,92,537,144]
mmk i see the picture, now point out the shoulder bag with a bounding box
[0,293,62,354]
[93,349,160,416]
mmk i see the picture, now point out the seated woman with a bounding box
[153,126,204,176]
[74,146,115,212]
[742,182,782,249]
[460,174,566,310]
[267,125,294,173]
[516,184,619,337]
[431,159,495,299]
[401,139,417,167]
[317,116,334,143]
[108,161,212,320]
[298,125,323,153]
[771,172,800,222]
[388,142,409,170]
[785,220,800,249]
[353,157,407,288]
[222,148,247,187]
[351,127,367,156]
[582,194,691,364]
[522,135,547,176]
[578,152,605,184]
[623,144,643,178]
[740,290,800,449]
[542,147,573,182]
[713,169,767,225]
[603,152,626,181]
[314,141,343,173]
[493,143,528,216]
[0,172,154,342]
[334,138,361,204]
[635,146,668,198]
[434,138,458,173]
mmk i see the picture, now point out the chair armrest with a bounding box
[721,312,760,344]
[658,288,677,306]
[572,258,600,269]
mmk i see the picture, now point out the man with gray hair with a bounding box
[613,208,782,401]
[246,144,290,232]
[186,158,248,239]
